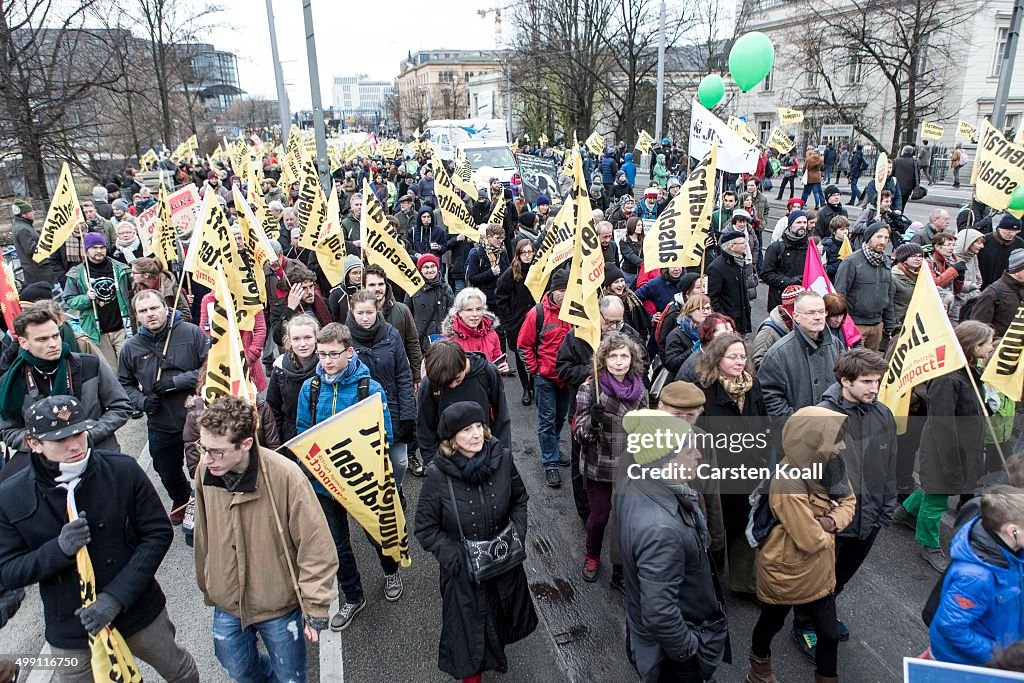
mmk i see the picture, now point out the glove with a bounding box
[57,514,91,556]
[75,593,122,636]
[952,261,968,276]
[590,403,605,430]
[398,419,416,444]
[306,615,329,633]
[143,394,161,415]
[152,377,176,394]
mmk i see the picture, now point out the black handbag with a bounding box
[911,185,928,201]
[447,477,526,583]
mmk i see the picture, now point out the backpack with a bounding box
[307,375,370,427]
[745,478,779,548]
[756,317,788,339]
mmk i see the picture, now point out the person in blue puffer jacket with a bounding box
[293,322,401,632]
[599,147,618,186]
[929,485,1024,666]
[621,152,637,187]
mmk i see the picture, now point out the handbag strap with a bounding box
[446,476,467,543]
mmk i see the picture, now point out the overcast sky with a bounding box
[214,0,499,110]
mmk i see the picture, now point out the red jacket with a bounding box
[444,311,503,362]
[517,293,572,384]
[199,292,268,392]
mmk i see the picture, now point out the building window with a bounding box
[992,27,1008,77]
[847,51,863,84]
[915,38,929,77]
[761,66,773,92]
[804,70,818,90]
[1007,113,1021,135]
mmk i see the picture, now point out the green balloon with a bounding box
[697,74,726,109]
[728,32,776,92]
[1010,185,1024,211]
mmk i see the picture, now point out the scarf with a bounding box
[347,313,385,347]
[681,315,701,346]
[783,229,807,246]
[718,370,753,412]
[485,242,504,267]
[65,228,86,265]
[0,344,72,419]
[896,261,920,278]
[820,453,852,500]
[598,370,645,405]
[862,243,887,267]
[450,444,496,485]
[115,236,141,264]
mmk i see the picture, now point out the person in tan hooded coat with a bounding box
[746,406,857,683]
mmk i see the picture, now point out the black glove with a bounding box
[152,377,176,394]
[57,514,91,556]
[305,615,329,633]
[590,403,605,430]
[75,593,122,636]
[952,260,968,276]
[143,394,161,415]
[398,419,416,444]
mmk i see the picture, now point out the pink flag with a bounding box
[802,243,863,347]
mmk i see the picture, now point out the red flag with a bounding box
[0,263,22,334]
[802,243,862,347]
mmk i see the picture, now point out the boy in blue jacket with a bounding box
[930,485,1024,665]
[294,322,401,633]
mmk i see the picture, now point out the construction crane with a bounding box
[477,3,512,47]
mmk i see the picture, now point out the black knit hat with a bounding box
[603,263,625,288]
[19,282,55,303]
[549,268,570,292]
[863,221,891,242]
[824,184,840,199]
[438,402,487,441]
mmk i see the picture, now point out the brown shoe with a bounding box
[746,652,777,683]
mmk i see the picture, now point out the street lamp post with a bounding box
[300,0,329,189]
[654,0,667,143]
[265,0,291,144]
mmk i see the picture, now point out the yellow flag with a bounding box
[838,235,853,260]
[559,151,602,351]
[280,125,304,191]
[878,267,967,432]
[921,122,945,140]
[204,264,258,404]
[170,138,191,163]
[508,137,519,152]
[489,192,506,226]
[152,183,179,266]
[315,187,347,287]
[981,306,1024,401]
[636,130,654,154]
[283,393,410,567]
[139,148,159,171]
[525,194,576,303]
[585,130,605,156]
[778,107,805,125]
[767,127,795,155]
[972,121,1024,217]
[233,185,278,303]
[33,162,84,263]
[643,145,718,271]
[956,120,978,140]
[452,148,478,197]
[727,117,760,147]
[295,154,327,249]
[361,179,424,296]
[433,164,478,237]
[538,133,549,148]
[250,178,280,242]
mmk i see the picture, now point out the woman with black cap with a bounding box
[602,263,650,344]
[415,402,538,683]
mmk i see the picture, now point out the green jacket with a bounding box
[63,258,132,344]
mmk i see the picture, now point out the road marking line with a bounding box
[320,597,344,682]
[25,643,53,683]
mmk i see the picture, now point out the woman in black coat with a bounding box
[695,334,769,597]
[415,402,538,681]
[494,240,537,404]
[266,312,321,442]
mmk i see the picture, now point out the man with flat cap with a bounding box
[0,395,196,682]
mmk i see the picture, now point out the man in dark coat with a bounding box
[815,186,848,239]
[617,409,731,682]
[11,199,65,287]
[835,222,897,350]
[892,145,920,207]
[706,231,753,334]
[761,211,810,311]
[0,396,197,681]
[970,249,1024,337]
[977,215,1024,288]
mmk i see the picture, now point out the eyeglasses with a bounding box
[699,305,713,312]
[602,317,624,329]
[724,354,748,362]
[197,443,232,461]
[316,349,351,360]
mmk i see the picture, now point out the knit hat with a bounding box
[731,209,751,222]
[207,170,218,180]
[535,195,550,206]
[622,409,692,465]
[342,255,363,282]
[603,263,625,288]
[19,282,54,303]
[863,221,891,243]
[112,199,129,211]
[824,184,840,199]
[549,268,570,292]
[787,210,808,228]
[781,285,805,314]
[893,242,924,263]
[643,188,659,198]
[11,199,32,216]
[719,230,745,246]
[678,272,700,297]
[417,254,440,271]
[658,382,706,410]
[786,198,805,211]
[1008,248,1024,274]
[84,232,107,250]
[998,214,1022,232]
[437,401,487,441]
[667,177,682,188]
[518,211,537,230]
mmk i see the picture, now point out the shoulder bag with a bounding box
[446,476,526,583]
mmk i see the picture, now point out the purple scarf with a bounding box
[598,370,645,406]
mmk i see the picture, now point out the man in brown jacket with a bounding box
[801,146,825,210]
[193,396,338,682]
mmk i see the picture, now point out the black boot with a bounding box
[521,386,533,406]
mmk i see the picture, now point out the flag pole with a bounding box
[155,278,185,382]
[258,447,308,622]
[963,366,1009,472]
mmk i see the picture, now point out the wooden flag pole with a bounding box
[964,365,1009,473]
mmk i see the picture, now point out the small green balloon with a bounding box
[728,32,776,93]
[697,74,726,109]
[1010,185,1024,211]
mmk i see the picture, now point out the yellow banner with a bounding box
[204,264,258,404]
[728,117,759,147]
[361,179,424,296]
[778,107,804,125]
[315,186,347,287]
[973,121,1024,217]
[643,145,718,271]
[152,183,179,266]
[525,195,577,302]
[559,151,602,351]
[838,235,853,260]
[921,122,945,140]
[139,148,159,172]
[538,133,549,148]
[283,393,410,567]
[767,127,795,155]
[452,148,478,197]
[981,305,1024,401]
[33,162,83,263]
[233,185,278,303]
[585,130,605,156]
[636,130,654,154]
[280,125,304,191]
[878,267,967,430]
[295,154,327,249]
[489,192,506,226]
[957,120,978,140]
[433,164,478,237]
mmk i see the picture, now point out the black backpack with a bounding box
[307,375,370,427]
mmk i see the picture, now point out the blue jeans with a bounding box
[390,441,408,487]
[212,606,306,683]
[801,182,825,208]
[452,277,466,294]
[317,493,398,604]
[823,165,833,184]
[535,375,572,469]
[850,176,862,204]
